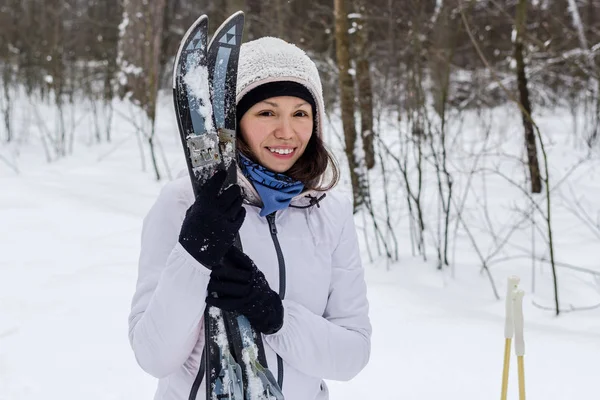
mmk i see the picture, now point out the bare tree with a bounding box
[334,0,366,212]
[428,1,462,268]
[1,62,14,143]
[117,0,168,180]
[566,0,600,146]
[351,1,375,170]
[514,0,542,194]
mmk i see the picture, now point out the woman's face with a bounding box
[239,96,314,173]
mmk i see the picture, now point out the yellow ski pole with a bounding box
[513,289,526,400]
[501,276,520,400]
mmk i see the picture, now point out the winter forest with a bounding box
[1,0,600,399]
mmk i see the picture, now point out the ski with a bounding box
[173,11,283,400]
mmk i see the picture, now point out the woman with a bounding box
[129,36,371,400]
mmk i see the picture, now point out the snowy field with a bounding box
[1,94,600,399]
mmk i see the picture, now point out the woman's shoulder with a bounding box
[320,189,353,214]
[301,188,354,223]
[155,172,195,207]
[293,189,354,248]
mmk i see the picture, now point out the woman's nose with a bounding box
[273,117,294,139]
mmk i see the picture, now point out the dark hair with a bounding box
[236,132,339,191]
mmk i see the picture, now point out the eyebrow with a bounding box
[260,100,310,109]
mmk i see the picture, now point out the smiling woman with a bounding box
[128,36,372,400]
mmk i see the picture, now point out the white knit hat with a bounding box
[236,37,325,138]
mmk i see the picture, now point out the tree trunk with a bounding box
[334,0,364,212]
[514,0,542,194]
[2,65,12,142]
[149,126,161,181]
[118,0,167,180]
[229,0,247,15]
[274,0,285,38]
[148,0,166,181]
[354,1,375,170]
[44,0,67,158]
[223,0,246,22]
[246,0,263,39]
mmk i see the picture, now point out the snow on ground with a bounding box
[1,95,600,399]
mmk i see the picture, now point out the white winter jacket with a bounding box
[128,172,372,400]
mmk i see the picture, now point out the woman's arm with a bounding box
[264,201,372,381]
[128,179,211,378]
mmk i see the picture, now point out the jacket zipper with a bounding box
[266,212,285,389]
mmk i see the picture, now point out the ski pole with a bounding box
[513,289,526,400]
[501,276,520,400]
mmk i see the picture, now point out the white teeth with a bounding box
[268,148,294,155]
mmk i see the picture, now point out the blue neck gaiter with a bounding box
[238,154,304,217]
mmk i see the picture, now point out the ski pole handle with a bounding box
[514,289,527,400]
[513,289,525,357]
[504,276,520,339]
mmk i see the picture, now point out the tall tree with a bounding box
[352,0,375,170]
[514,0,542,193]
[334,0,365,211]
[117,0,168,180]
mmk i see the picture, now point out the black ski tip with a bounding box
[172,14,209,89]
[207,11,245,50]
[229,10,244,19]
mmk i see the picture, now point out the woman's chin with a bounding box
[263,162,292,173]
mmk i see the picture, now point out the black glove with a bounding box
[179,167,246,269]
[206,246,284,335]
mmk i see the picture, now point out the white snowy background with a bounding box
[1,90,600,400]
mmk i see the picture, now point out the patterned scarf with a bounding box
[238,154,304,217]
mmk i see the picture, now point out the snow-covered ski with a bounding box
[172,11,284,400]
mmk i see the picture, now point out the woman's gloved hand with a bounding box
[178,167,246,269]
[207,246,284,335]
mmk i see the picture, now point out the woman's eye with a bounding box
[258,111,274,117]
[295,111,309,117]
